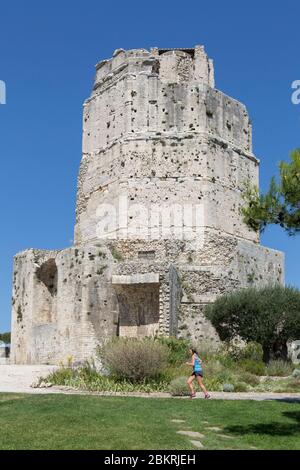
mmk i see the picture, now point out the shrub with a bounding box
[203,359,224,377]
[43,366,75,385]
[219,340,245,361]
[286,378,300,391]
[110,247,123,261]
[43,364,169,393]
[162,363,191,382]
[168,376,190,396]
[195,339,220,361]
[205,376,223,391]
[217,351,236,369]
[256,377,300,393]
[266,360,294,377]
[0,332,11,345]
[239,359,265,376]
[234,382,249,392]
[238,371,260,386]
[292,368,300,378]
[156,337,190,365]
[204,285,300,362]
[78,362,101,381]
[216,370,234,384]
[223,383,235,392]
[98,337,169,382]
[241,342,264,362]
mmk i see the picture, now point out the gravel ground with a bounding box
[1,365,300,401]
[0,365,58,394]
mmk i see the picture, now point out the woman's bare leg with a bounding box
[187,375,195,395]
[196,376,208,396]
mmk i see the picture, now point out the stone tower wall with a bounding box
[75,46,257,247]
[10,46,285,364]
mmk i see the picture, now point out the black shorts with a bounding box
[192,371,203,377]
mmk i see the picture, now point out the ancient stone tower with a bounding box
[11,46,284,364]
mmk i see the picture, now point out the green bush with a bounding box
[219,341,244,361]
[168,376,190,396]
[40,339,300,394]
[241,342,263,362]
[43,365,169,393]
[238,371,260,386]
[205,376,223,391]
[204,285,300,362]
[256,377,300,393]
[292,368,300,378]
[44,361,102,387]
[234,382,249,392]
[195,339,220,361]
[217,351,236,369]
[156,337,190,365]
[286,378,300,391]
[216,370,234,384]
[98,337,169,382]
[44,367,75,385]
[239,359,265,376]
[78,362,101,381]
[203,359,224,377]
[0,332,11,345]
[266,360,294,377]
[223,383,235,392]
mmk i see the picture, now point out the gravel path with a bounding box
[1,365,300,401]
[0,365,58,394]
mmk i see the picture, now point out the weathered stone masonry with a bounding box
[11,46,284,364]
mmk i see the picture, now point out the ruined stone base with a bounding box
[11,232,284,365]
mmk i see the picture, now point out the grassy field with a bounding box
[0,393,299,450]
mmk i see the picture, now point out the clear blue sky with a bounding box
[0,0,299,332]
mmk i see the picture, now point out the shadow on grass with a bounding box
[270,398,300,404]
[224,411,300,437]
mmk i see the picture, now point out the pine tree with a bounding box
[242,149,300,235]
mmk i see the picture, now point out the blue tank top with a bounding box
[193,354,202,372]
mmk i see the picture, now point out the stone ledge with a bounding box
[111,272,159,285]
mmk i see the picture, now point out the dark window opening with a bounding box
[36,259,58,296]
[158,48,195,58]
[138,251,156,260]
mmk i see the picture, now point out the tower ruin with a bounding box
[11,46,284,364]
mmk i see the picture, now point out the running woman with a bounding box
[186,348,210,399]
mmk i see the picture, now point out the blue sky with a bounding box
[0,0,299,332]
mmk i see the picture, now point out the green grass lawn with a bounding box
[0,393,300,450]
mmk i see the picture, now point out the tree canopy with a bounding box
[0,332,11,344]
[242,149,300,235]
[204,285,300,362]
